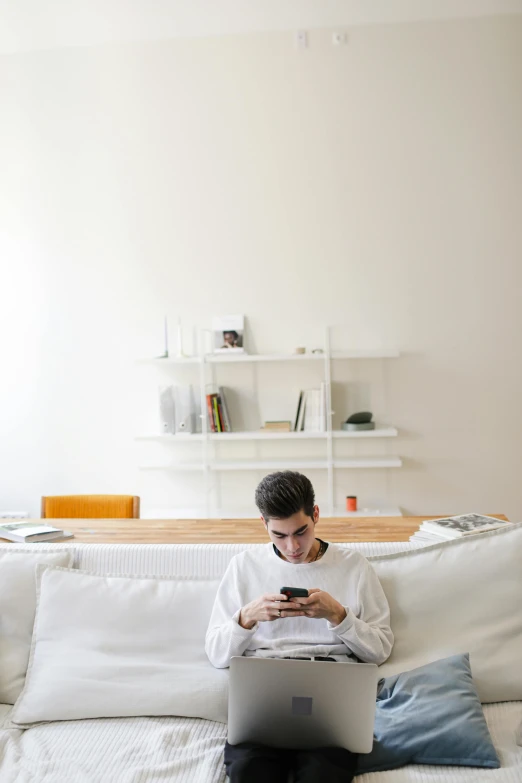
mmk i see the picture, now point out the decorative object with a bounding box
[10,565,228,726]
[342,411,375,432]
[311,348,324,354]
[346,496,357,512]
[212,315,245,353]
[0,549,73,704]
[294,347,306,354]
[357,654,499,774]
[371,521,522,702]
[176,318,186,358]
[157,316,169,358]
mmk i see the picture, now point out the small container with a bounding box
[346,496,357,512]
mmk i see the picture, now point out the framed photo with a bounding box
[212,315,245,354]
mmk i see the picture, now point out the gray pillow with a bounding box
[356,653,499,774]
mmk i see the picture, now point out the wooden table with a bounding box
[1,515,508,545]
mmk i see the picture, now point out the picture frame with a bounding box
[212,315,245,353]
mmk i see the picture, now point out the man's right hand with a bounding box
[238,593,305,629]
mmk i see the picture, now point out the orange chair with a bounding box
[41,495,140,519]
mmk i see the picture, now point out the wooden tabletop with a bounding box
[1,515,508,545]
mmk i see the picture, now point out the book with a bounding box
[410,514,511,543]
[303,388,325,432]
[409,531,445,544]
[294,391,304,432]
[217,387,232,432]
[206,394,217,432]
[0,521,74,543]
[296,390,307,431]
[262,421,292,432]
[212,395,223,433]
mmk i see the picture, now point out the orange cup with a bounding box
[346,496,357,512]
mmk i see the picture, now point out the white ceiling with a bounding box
[1,0,521,54]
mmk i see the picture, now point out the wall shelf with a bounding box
[136,427,398,442]
[138,349,399,365]
[140,457,402,472]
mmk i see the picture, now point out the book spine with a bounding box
[218,387,232,432]
[297,391,308,432]
[294,391,303,432]
[212,396,222,433]
[304,389,320,431]
[206,394,216,432]
[216,399,225,432]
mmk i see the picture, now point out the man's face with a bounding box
[263,507,319,563]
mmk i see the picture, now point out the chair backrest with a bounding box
[41,495,140,519]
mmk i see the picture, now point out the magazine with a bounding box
[0,521,74,543]
[212,315,245,354]
[419,514,510,540]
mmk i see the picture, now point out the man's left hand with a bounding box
[294,589,347,626]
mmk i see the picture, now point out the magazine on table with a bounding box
[0,521,74,543]
[411,513,510,543]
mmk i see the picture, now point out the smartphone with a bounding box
[280,586,309,599]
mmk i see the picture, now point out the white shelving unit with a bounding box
[137,328,401,518]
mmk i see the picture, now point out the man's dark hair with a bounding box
[255,471,315,521]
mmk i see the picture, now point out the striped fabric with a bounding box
[1,541,520,783]
[0,540,415,578]
[42,495,137,519]
[0,702,520,782]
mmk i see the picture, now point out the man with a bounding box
[205,471,393,783]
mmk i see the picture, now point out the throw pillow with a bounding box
[0,548,74,703]
[10,565,227,726]
[369,521,522,702]
[356,654,499,774]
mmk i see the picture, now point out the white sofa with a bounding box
[1,534,521,783]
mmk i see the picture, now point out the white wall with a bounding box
[1,15,521,519]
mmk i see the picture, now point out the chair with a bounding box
[41,495,140,519]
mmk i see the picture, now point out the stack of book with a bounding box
[0,521,74,543]
[261,421,292,432]
[409,513,511,544]
[206,387,232,433]
[294,384,327,432]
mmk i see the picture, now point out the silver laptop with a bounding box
[228,657,378,753]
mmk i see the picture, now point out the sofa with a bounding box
[1,526,521,783]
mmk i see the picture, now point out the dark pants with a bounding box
[224,742,358,783]
[225,657,358,783]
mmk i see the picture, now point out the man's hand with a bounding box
[238,593,305,630]
[294,588,347,626]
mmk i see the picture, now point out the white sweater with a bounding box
[205,543,393,669]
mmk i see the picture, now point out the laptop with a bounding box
[228,656,378,753]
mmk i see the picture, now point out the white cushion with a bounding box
[10,565,227,726]
[0,548,73,704]
[369,522,522,702]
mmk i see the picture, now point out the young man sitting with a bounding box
[205,470,393,783]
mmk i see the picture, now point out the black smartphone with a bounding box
[280,586,309,599]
